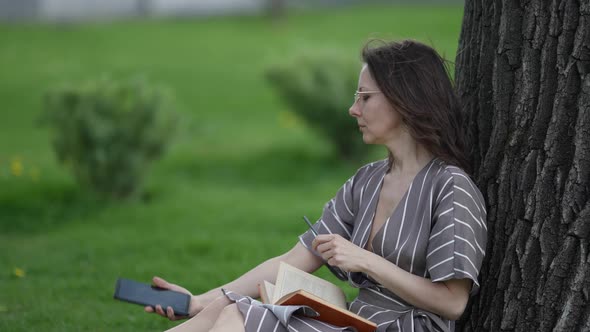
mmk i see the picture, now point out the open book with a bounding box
[258,262,377,332]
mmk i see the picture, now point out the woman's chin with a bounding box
[361,135,375,145]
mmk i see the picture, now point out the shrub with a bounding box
[41,77,177,200]
[266,51,365,160]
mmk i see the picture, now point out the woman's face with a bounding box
[349,64,404,145]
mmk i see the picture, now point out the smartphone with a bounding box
[113,278,191,316]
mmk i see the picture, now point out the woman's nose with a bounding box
[349,101,361,118]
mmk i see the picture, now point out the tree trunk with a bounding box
[455,0,590,331]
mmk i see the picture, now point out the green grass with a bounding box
[0,4,463,331]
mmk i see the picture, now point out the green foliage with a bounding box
[41,77,177,199]
[266,51,364,160]
[0,4,463,331]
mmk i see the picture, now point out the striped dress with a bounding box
[225,158,487,332]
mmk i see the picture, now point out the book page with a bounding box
[273,262,347,309]
[260,280,275,304]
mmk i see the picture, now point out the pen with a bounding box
[303,215,318,236]
[302,215,348,281]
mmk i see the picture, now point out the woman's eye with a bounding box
[362,95,370,101]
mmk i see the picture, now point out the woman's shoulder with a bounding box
[431,159,486,206]
[353,159,389,179]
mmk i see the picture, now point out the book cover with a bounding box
[258,262,377,332]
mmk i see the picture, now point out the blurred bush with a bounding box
[41,77,177,200]
[266,51,366,160]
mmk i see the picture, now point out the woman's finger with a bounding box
[166,306,176,320]
[152,276,170,288]
[153,276,189,294]
[156,305,166,317]
[145,306,154,313]
[314,234,334,243]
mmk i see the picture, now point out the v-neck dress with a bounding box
[224,158,487,332]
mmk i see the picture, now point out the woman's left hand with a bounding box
[312,234,372,273]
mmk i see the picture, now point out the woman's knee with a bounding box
[210,304,244,332]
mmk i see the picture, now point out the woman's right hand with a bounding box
[144,276,205,320]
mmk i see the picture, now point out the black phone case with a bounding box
[113,278,191,316]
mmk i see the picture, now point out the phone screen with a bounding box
[114,278,191,316]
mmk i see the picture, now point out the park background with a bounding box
[0,1,463,331]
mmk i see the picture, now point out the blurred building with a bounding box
[0,0,461,22]
[0,0,261,21]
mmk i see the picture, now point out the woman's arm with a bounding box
[313,234,470,320]
[197,241,324,304]
[363,253,470,320]
[149,241,324,320]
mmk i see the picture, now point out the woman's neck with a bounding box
[385,133,433,175]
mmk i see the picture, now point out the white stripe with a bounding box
[395,182,413,250]
[428,256,453,270]
[298,236,311,250]
[292,316,322,332]
[359,212,374,248]
[377,319,398,327]
[429,223,453,240]
[367,309,391,320]
[272,320,280,332]
[455,218,485,254]
[451,172,487,214]
[410,214,426,273]
[328,202,352,238]
[356,304,370,316]
[426,240,454,258]
[454,268,479,285]
[439,191,453,204]
[396,235,411,266]
[407,160,435,273]
[359,185,365,205]
[379,215,392,255]
[366,287,407,307]
[352,298,410,314]
[435,177,453,202]
[319,219,333,234]
[255,310,268,332]
[429,185,434,225]
[432,272,455,281]
[454,200,486,230]
[455,235,476,253]
[351,164,388,243]
[353,168,387,244]
[437,207,453,218]
[243,305,254,324]
[454,251,478,271]
[314,319,345,330]
[342,179,354,216]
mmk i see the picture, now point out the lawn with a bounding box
[0,4,463,331]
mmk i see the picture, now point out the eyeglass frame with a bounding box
[353,90,382,104]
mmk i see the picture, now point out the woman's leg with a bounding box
[209,304,246,332]
[164,296,232,332]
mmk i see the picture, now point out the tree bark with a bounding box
[455,0,590,331]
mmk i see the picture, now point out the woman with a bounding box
[145,39,487,332]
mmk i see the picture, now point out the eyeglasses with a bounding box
[353,90,381,104]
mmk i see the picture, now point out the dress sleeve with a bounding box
[426,171,487,294]
[299,174,357,251]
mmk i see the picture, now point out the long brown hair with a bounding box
[361,39,469,172]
